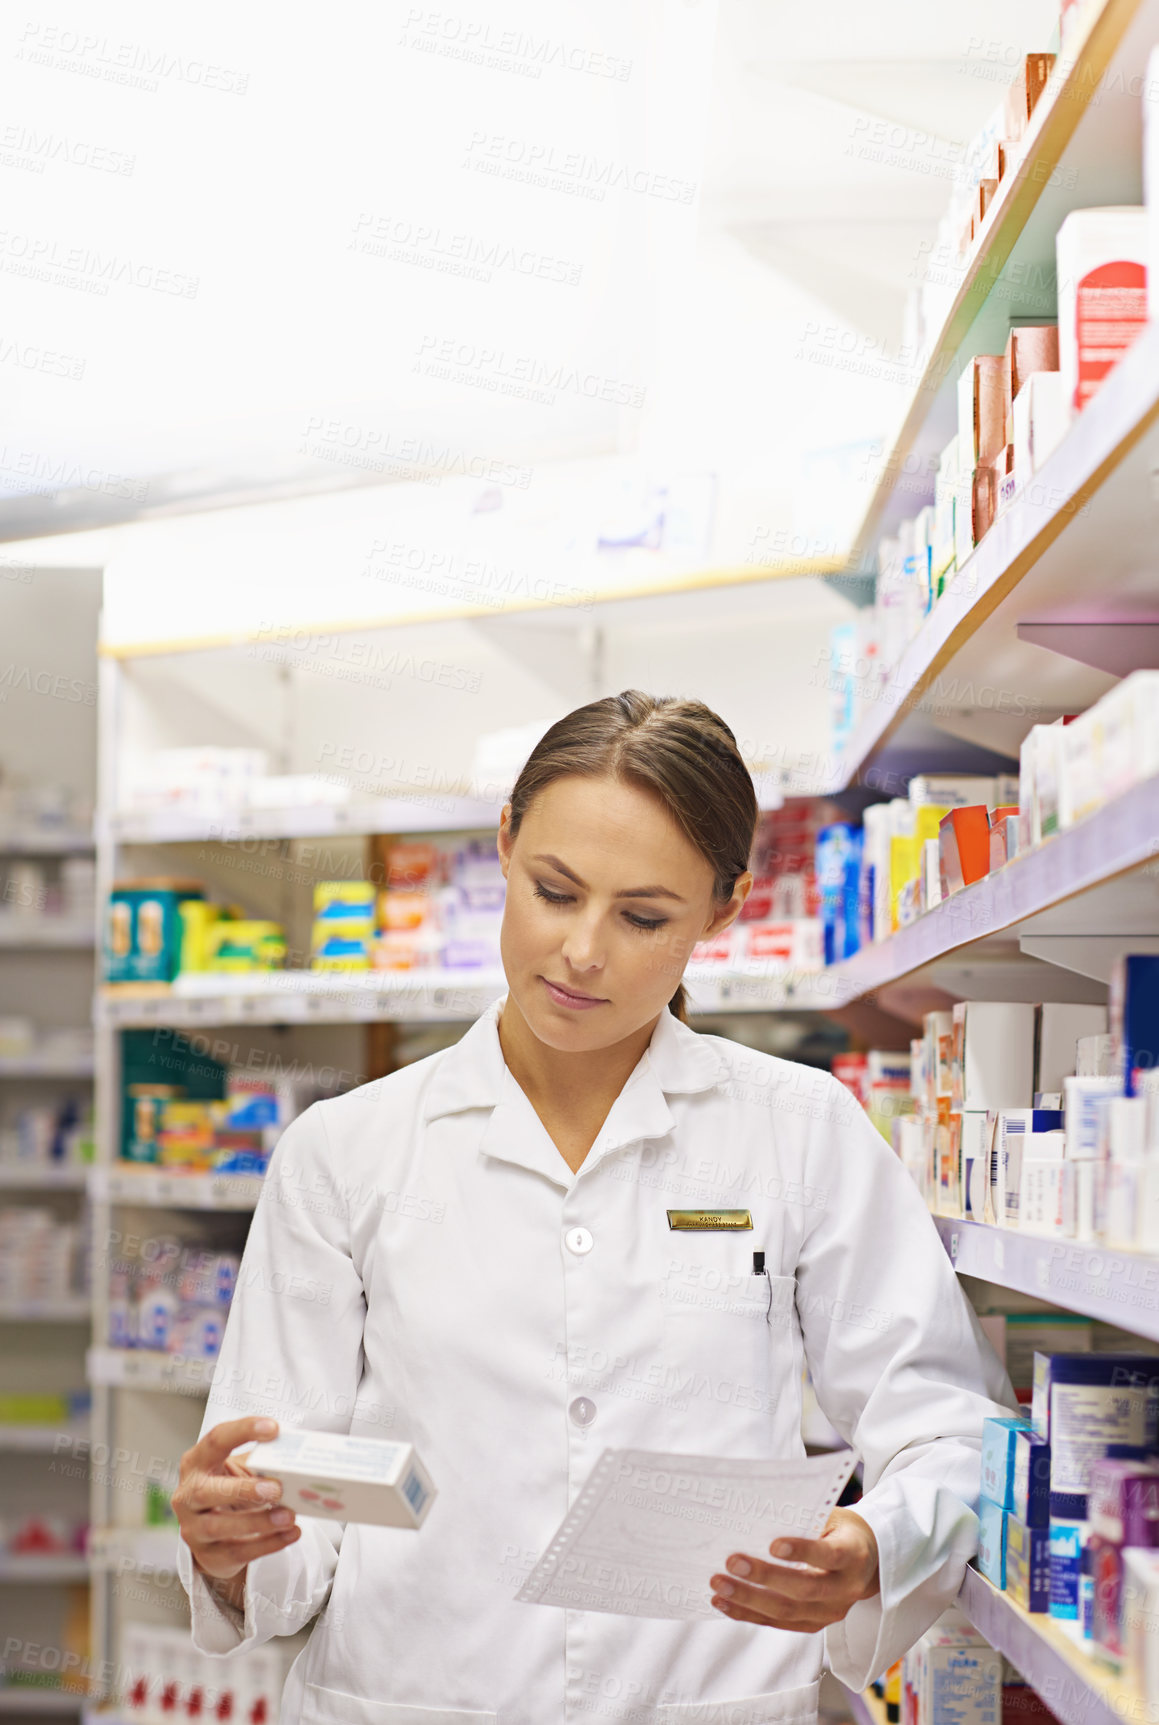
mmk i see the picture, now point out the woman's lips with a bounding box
[541,977,608,1011]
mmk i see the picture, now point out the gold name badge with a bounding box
[666,1209,753,1232]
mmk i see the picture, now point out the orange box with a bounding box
[1004,53,1056,143]
[939,805,992,896]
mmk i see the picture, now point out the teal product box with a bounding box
[977,1495,1007,1587]
[1049,1496,1088,1621]
[119,1029,227,1163]
[1012,1430,1051,1527]
[1006,1513,1051,1612]
[981,1416,1032,1511]
[104,880,204,983]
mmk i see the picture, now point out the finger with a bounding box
[185,1469,283,1513]
[189,1526,301,1575]
[710,1575,831,1622]
[192,1508,297,1544]
[712,1563,829,1605]
[765,1534,846,1571]
[712,1595,832,1633]
[187,1417,279,1473]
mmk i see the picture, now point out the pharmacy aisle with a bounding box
[0,574,101,1713]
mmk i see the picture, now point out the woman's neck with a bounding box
[497,995,660,1173]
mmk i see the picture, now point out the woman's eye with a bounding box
[534,882,572,906]
[625,912,668,932]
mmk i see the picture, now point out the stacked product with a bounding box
[0,1092,93,1168]
[373,840,505,971]
[859,774,1018,943]
[107,1232,239,1363]
[0,1207,86,1306]
[105,878,287,982]
[1019,673,1159,847]
[120,1030,296,1175]
[313,880,377,970]
[691,805,828,971]
[831,1050,914,1144]
[125,745,351,819]
[0,854,96,928]
[0,1512,88,1561]
[120,1625,290,1725]
[974,1354,1159,1673]
[0,1388,91,1428]
[0,776,93,841]
[869,1606,1058,1725]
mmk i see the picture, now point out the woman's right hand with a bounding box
[174,1416,301,1588]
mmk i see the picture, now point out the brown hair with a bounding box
[506,691,758,1021]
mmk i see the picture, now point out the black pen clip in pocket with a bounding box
[751,1250,774,1324]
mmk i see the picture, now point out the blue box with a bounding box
[1006,1513,1051,1612]
[1011,1430,1051,1527]
[981,1416,1032,1511]
[1110,954,1159,1097]
[977,1495,1007,1588]
[1049,1498,1087,1621]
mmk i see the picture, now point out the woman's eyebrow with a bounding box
[532,853,685,903]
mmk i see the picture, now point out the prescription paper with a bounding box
[516,1447,857,1620]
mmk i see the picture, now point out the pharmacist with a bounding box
[176,691,1017,1725]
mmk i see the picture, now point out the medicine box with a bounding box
[1006,1513,1051,1613]
[977,1495,1007,1588]
[1123,1547,1159,1708]
[1032,1353,1159,1496]
[241,1430,436,1528]
[1057,207,1148,414]
[1011,1430,1051,1527]
[952,1003,1035,1112]
[981,1417,1032,1511]
[105,879,205,984]
[1110,954,1159,1097]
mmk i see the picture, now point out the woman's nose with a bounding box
[561,913,605,971]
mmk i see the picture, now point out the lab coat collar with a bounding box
[422,995,724,1187]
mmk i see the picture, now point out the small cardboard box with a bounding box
[241,1430,436,1528]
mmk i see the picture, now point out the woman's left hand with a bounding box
[709,1506,880,1632]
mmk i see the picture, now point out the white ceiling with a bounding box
[0,0,1060,579]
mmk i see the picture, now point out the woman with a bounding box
[176,691,1016,1725]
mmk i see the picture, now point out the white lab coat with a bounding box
[179,998,1016,1725]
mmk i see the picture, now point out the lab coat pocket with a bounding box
[656,1677,819,1724]
[301,1685,497,1725]
[662,1269,796,1416]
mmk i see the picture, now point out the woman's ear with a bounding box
[496,803,514,880]
[702,869,753,939]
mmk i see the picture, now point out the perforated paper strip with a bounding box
[515,1446,857,1620]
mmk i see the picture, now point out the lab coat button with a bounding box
[569,1396,597,1427]
[564,1226,593,1256]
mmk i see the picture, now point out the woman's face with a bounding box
[496,774,749,1053]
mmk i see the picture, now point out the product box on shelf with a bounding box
[1049,1494,1089,1624]
[1110,954,1159,1097]
[952,1003,1035,1113]
[939,806,992,896]
[981,1416,1033,1510]
[1004,53,1055,142]
[977,1494,1008,1588]
[994,1109,1063,1228]
[1123,1547,1159,1708]
[1012,372,1067,481]
[1032,1353,1159,1496]
[1056,207,1149,415]
[1011,1429,1051,1527]
[1088,1457,1159,1664]
[1006,1512,1051,1613]
[105,879,205,983]
[1003,325,1059,444]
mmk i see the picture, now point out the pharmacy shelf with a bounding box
[829,318,1159,792]
[0,1691,86,1715]
[109,792,506,845]
[0,1053,94,1079]
[0,1556,89,1584]
[0,920,95,950]
[797,767,1159,1004]
[87,1528,179,1572]
[933,1216,1159,1339]
[0,1164,89,1190]
[90,1166,263,1211]
[0,1422,89,1453]
[849,0,1153,564]
[958,1567,1135,1725]
[93,769,1159,1027]
[86,1348,213,1397]
[98,966,509,1027]
[0,1299,91,1323]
